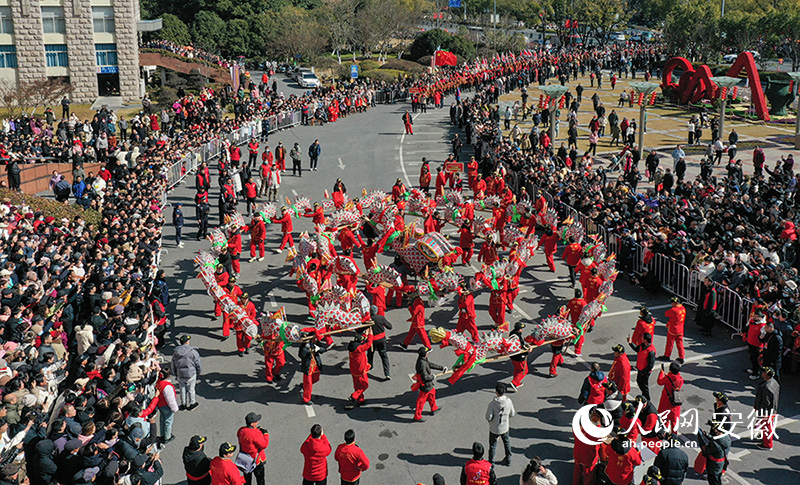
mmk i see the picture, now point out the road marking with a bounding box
[728,449,751,461]
[529,277,569,285]
[305,404,316,417]
[398,113,423,188]
[338,157,346,170]
[291,189,298,196]
[681,346,747,363]
[408,372,416,382]
[268,293,277,308]
[470,264,479,272]
[513,305,532,320]
[602,304,671,318]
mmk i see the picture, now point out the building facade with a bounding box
[0,0,140,103]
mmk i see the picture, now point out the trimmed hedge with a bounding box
[380,59,427,74]
[0,189,102,225]
[359,60,383,72]
[362,69,409,83]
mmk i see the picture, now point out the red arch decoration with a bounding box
[661,52,769,121]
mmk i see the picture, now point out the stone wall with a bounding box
[114,0,139,103]
[63,0,98,103]
[10,0,46,85]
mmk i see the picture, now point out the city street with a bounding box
[158,75,800,485]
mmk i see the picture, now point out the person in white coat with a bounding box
[485,382,515,465]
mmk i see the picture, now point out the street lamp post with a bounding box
[629,81,661,160]
[539,84,569,148]
[788,72,800,149]
[710,76,740,144]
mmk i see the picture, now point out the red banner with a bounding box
[434,50,458,66]
[444,161,464,173]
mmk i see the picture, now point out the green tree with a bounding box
[317,0,356,64]
[191,10,227,53]
[767,8,800,70]
[664,0,720,61]
[576,0,629,45]
[153,13,192,45]
[409,28,452,60]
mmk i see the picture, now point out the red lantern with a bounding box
[649,92,657,105]
[559,96,565,109]
[545,96,551,107]
[538,94,544,108]
[721,87,728,99]
[732,86,738,100]
[638,93,645,105]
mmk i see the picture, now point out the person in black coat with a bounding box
[759,322,783,379]
[367,306,392,380]
[654,431,689,485]
[28,439,58,485]
[182,435,211,485]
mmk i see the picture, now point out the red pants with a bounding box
[489,302,506,328]
[277,158,285,170]
[250,240,265,258]
[545,252,556,272]
[664,333,685,360]
[760,415,776,448]
[573,463,596,485]
[264,352,285,382]
[279,232,294,250]
[222,314,231,337]
[575,334,585,355]
[231,255,241,274]
[404,122,413,134]
[414,388,437,420]
[461,247,473,265]
[456,315,479,342]
[235,331,252,352]
[387,288,403,306]
[511,359,528,387]
[403,325,431,348]
[302,369,320,403]
[351,373,369,402]
[550,353,564,375]
[214,302,222,317]
[506,288,519,311]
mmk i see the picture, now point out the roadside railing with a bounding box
[535,185,753,333]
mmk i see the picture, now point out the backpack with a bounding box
[668,374,684,406]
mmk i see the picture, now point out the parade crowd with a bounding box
[0,36,792,485]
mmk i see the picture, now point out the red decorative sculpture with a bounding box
[661,52,769,121]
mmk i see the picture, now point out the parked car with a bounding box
[298,72,320,88]
[723,51,760,63]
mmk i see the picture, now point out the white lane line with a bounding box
[291,189,298,196]
[268,293,277,308]
[305,404,316,417]
[398,112,423,188]
[602,304,671,317]
[529,277,569,285]
[513,305,532,320]
[681,346,747,363]
[728,449,751,461]
[470,264,479,272]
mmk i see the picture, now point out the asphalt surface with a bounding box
[156,74,800,485]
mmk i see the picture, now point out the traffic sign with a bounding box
[350,65,358,79]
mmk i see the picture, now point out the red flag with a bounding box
[565,19,571,28]
[434,50,458,66]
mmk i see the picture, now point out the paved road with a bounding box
[157,77,799,485]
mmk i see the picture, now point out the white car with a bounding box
[723,51,760,63]
[299,72,320,88]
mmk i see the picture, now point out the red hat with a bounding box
[45,216,55,224]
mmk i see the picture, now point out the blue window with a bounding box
[45,44,68,67]
[0,45,17,68]
[95,43,117,66]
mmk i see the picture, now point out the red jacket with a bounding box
[408,297,425,328]
[563,243,583,266]
[262,150,274,164]
[572,430,599,467]
[248,141,259,155]
[244,182,257,199]
[230,146,241,161]
[334,443,369,481]
[657,370,684,413]
[567,297,587,324]
[272,212,293,233]
[228,233,242,255]
[301,434,331,481]
[539,232,559,254]
[367,284,386,316]
[209,457,244,485]
[459,227,474,248]
[463,459,493,484]
[632,317,655,346]
[237,426,269,463]
[247,219,266,241]
[304,207,325,225]
[609,354,631,395]
[665,305,686,336]
[602,445,642,485]
[585,276,603,302]
[349,335,373,375]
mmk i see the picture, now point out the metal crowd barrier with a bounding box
[164,110,301,189]
[533,184,752,332]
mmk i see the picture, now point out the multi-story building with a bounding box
[0,0,140,103]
